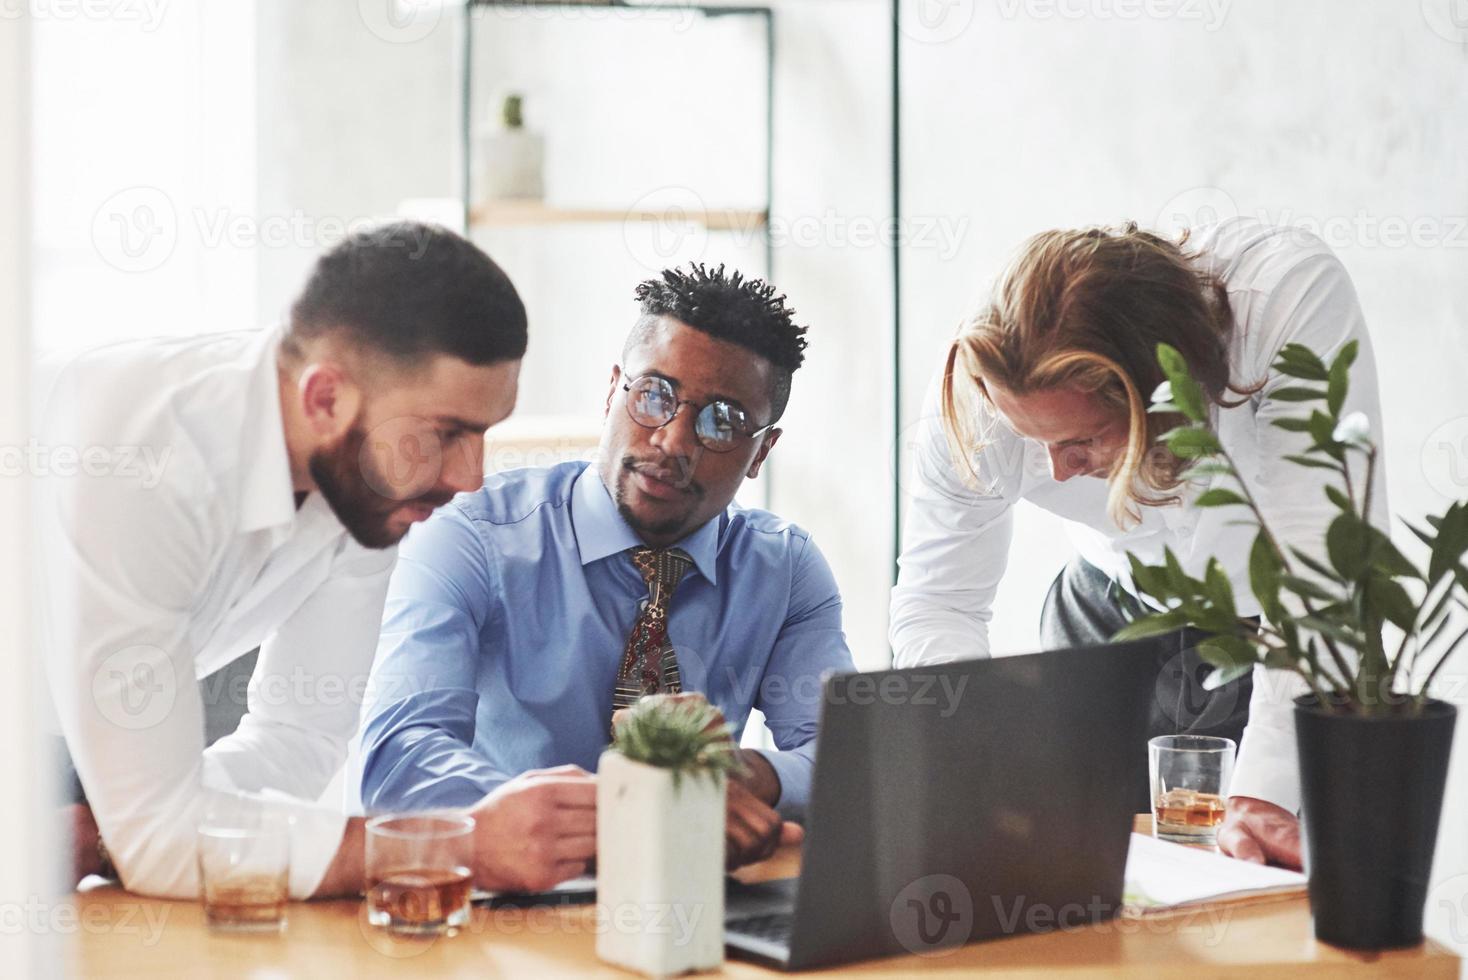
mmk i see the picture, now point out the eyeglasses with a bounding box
[621,375,774,453]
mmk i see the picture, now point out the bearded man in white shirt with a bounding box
[42,222,596,898]
[891,218,1387,871]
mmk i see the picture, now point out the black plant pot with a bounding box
[1294,695,1457,950]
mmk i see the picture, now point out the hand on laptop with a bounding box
[1217,796,1302,870]
[469,765,597,892]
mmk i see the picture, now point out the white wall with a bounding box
[255,0,897,670]
[0,12,50,977]
[898,0,1468,954]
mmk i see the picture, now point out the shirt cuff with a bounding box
[1228,686,1302,814]
[257,788,350,899]
[757,748,810,816]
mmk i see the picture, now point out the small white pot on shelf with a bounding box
[596,749,726,978]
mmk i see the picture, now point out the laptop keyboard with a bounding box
[726,912,795,945]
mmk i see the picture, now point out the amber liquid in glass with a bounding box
[366,867,474,934]
[203,875,288,931]
[1153,788,1226,843]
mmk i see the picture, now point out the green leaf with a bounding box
[1197,634,1258,668]
[1204,559,1238,621]
[1112,612,1187,642]
[1163,547,1198,595]
[1165,426,1223,459]
[1154,345,1208,422]
[1270,417,1315,434]
[1324,485,1351,511]
[1429,502,1468,584]
[1326,512,1369,581]
[1326,340,1358,417]
[1249,532,1285,622]
[1290,547,1347,584]
[1182,460,1235,481]
[1274,343,1330,382]
[1298,614,1366,650]
[1284,454,1343,472]
[1271,386,1329,403]
[1127,554,1172,602]
[1194,488,1249,508]
[1279,574,1338,603]
[1366,576,1418,632]
[1202,663,1253,691]
[1308,411,1340,451]
[1367,528,1420,580]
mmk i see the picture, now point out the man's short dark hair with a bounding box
[286,221,527,367]
[631,263,808,421]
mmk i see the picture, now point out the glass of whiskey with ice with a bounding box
[1148,735,1236,846]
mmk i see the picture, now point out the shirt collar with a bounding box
[570,465,720,586]
[237,328,299,534]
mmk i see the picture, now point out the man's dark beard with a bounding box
[309,426,412,550]
[614,454,703,543]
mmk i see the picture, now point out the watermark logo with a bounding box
[0,0,169,31]
[623,186,715,274]
[1155,185,1240,239]
[1428,872,1468,945]
[92,645,176,731]
[91,186,178,274]
[361,415,447,502]
[897,0,977,44]
[1421,0,1468,43]
[891,874,973,956]
[995,0,1231,30]
[358,0,443,44]
[1422,416,1468,501]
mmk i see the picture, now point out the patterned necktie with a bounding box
[612,547,693,730]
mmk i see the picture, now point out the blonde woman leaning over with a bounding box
[890,218,1386,870]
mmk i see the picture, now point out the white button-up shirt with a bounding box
[37,328,395,898]
[891,219,1387,815]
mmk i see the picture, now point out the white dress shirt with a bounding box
[890,219,1387,815]
[37,328,396,899]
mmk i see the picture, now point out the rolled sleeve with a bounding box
[755,535,855,813]
[358,505,511,812]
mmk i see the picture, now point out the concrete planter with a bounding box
[596,750,725,978]
[478,129,544,201]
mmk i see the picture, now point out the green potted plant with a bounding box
[1116,340,1465,950]
[597,695,741,977]
[477,92,545,202]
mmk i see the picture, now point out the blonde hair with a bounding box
[941,223,1252,527]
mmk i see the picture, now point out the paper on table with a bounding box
[1123,833,1307,912]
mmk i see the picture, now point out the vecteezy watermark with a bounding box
[1428,872,1468,945]
[994,0,1231,30]
[91,186,179,274]
[1155,186,1468,249]
[91,187,436,273]
[890,875,975,956]
[1422,415,1468,501]
[0,0,168,30]
[622,186,970,274]
[358,0,443,44]
[0,897,170,944]
[357,898,708,959]
[1421,0,1468,43]
[91,645,178,732]
[897,0,977,44]
[1,440,172,487]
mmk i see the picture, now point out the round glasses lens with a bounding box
[629,377,676,426]
[697,401,746,451]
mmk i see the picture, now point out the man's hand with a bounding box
[726,778,803,870]
[468,765,597,893]
[1217,796,1302,869]
[66,804,104,885]
[612,692,802,869]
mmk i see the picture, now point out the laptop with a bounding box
[724,641,1158,970]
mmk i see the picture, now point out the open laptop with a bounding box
[724,640,1159,970]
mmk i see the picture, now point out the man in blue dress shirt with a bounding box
[358,264,855,891]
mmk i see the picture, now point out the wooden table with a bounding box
[68,818,1461,978]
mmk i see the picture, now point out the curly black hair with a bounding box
[630,263,809,421]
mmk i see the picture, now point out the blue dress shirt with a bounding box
[357,461,853,815]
